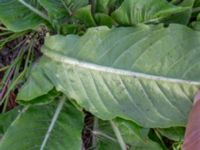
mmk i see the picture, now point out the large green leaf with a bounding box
[111,0,189,25]
[0,0,46,32]
[94,118,162,150]
[0,97,84,150]
[18,24,200,128]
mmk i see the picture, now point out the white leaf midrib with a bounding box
[43,48,200,86]
[40,97,66,150]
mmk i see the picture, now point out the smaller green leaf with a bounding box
[38,0,88,21]
[163,0,196,25]
[74,5,96,27]
[95,13,115,27]
[38,0,69,20]
[16,63,53,101]
[96,0,119,14]
[158,127,185,142]
[111,0,189,25]
[18,89,59,105]
[191,21,200,30]
[191,13,200,31]
[194,0,200,7]
[95,118,162,150]
[61,24,79,35]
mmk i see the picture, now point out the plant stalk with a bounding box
[1,40,33,111]
[93,131,117,143]
[110,120,126,150]
[59,0,73,16]
[92,117,98,150]
[0,66,9,72]
[40,96,66,150]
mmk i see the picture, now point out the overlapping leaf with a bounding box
[38,0,88,20]
[0,0,47,32]
[0,0,89,32]
[0,107,21,134]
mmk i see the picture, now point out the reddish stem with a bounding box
[0,67,15,101]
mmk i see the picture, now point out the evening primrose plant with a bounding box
[0,0,199,149]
